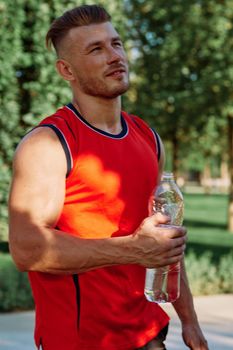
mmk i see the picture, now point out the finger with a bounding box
[171,236,187,249]
[156,253,184,267]
[150,212,171,226]
[155,225,187,241]
[166,244,186,258]
[166,226,187,239]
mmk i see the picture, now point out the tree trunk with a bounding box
[220,157,229,193]
[227,114,233,232]
[201,162,211,194]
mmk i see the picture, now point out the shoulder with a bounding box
[123,112,156,139]
[13,127,67,176]
[14,105,76,177]
[123,111,150,128]
[123,111,163,161]
[16,126,61,154]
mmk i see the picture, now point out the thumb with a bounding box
[151,212,170,226]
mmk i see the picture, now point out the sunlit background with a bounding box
[0,0,233,313]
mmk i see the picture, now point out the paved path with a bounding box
[0,294,232,349]
[162,294,233,349]
[0,311,34,350]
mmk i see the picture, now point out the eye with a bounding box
[90,47,101,53]
[113,41,123,48]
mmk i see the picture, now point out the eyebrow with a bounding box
[85,36,122,51]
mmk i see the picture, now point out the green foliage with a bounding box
[2,0,233,226]
[218,253,233,292]
[185,251,233,295]
[0,0,126,234]
[0,253,34,311]
[125,0,233,173]
[0,0,24,234]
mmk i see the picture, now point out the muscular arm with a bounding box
[9,127,186,275]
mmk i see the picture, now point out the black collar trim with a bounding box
[66,103,128,139]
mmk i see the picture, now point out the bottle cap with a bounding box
[162,172,174,180]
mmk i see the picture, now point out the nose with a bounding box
[106,46,122,65]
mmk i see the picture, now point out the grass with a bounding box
[183,193,233,261]
[181,193,233,295]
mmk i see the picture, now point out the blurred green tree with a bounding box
[0,0,24,239]
[125,0,233,230]
[0,0,126,240]
[1,0,233,232]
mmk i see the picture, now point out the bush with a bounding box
[218,253,233,292]
[0,253,34,312]
[0,219,8,242]
[185,250,233,295]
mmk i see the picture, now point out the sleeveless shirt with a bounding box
[29,103,169,350]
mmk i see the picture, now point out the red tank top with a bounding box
[29,103,169,350]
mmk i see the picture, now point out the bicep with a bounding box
[9,127,67,229]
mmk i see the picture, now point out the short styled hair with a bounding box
[46,5,111,54]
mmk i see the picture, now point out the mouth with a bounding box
[105,66,127,78]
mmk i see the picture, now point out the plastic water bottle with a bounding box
[144,172,184,303]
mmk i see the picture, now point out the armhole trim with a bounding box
[151,128,161,162]
[38,124,73,177]
[129,115,161,161]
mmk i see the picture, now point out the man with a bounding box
[8,5,208,350]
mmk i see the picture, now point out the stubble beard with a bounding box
[77,74,130,99]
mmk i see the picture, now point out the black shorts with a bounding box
[136,324,169,350]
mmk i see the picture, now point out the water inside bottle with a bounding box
[145,263,180,303]
[145,172,183,303]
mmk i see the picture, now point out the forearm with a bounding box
[172,259,198,324]
[172,260,209,349]
[9,213,186,275]
[9,223,137,275]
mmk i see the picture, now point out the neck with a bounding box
[72,94,122,135]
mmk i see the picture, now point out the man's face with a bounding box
[60,22,129,99]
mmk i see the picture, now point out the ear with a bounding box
[56,59,75,81]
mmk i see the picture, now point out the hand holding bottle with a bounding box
[145,172,184,303]
[133,212,186,268]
